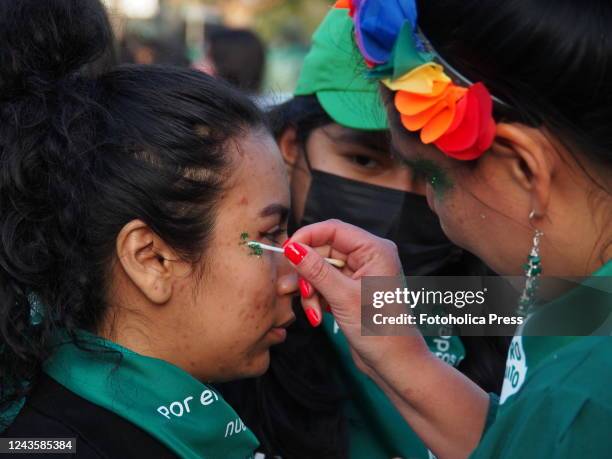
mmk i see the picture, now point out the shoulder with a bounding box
[478,384,612,458]
[475,338,612,458]
[527,336,612,402]
[3,373,176,459]
[3,378,105,458]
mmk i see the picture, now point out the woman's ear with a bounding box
[115,220,188,304]
[278,126,300,175]
[490,123,557,219]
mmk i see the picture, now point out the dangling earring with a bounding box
[517,211,544,317]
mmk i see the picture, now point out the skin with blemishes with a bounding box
[102,129,298,383]
[390,122,612,277]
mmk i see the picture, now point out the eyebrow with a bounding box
[328,128,391,157]
[259,203,290,221]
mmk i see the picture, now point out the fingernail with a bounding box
[298,278,311,298]
[284,242,307,265]
[282,239,291,249]
[305,308,320,327]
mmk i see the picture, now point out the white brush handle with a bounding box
[248,241,284,253]
[248,241,346,268]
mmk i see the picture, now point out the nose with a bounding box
[276,270,298,297]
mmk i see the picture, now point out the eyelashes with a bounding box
[349,155,381,169]
[260,227,287,244]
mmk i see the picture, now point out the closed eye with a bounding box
[260,226,287,244]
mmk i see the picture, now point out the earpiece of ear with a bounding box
[116,220,177,304]
[493,123,555,218]
[278,126,300,169]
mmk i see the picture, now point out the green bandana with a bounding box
[43,331,259,459]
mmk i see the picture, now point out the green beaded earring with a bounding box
[517,211,544,317]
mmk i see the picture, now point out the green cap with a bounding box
[295,8,388,130]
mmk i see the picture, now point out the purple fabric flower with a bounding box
[353,0,418,64]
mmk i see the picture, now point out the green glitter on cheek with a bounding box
[239,232,263,257]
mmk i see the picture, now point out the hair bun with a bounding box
[0,0,113,95]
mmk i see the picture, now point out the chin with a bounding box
[247,351,271,377]
[233,350,271,380]
[203,351,271,383]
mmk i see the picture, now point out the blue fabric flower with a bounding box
[353,0,418,64]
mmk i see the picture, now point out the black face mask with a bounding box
[297,170,483,276]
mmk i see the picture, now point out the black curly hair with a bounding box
[0,0,266,428]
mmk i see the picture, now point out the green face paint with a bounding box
[407,158,453,197]
[248,244,263,257]
[239,232,263,257]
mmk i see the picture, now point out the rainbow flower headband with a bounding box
[335,0,496,160]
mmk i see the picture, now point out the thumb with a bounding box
[284,242,350,301]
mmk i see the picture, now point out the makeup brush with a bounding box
[247,241,346,268]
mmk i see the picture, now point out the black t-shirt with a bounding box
[2,373,177,458]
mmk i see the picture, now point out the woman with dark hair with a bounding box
[284,1,612,458]
[219,7,509,459]
[0,0,296,456]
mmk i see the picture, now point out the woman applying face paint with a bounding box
[218,7,508,459]
[0,1,297,455]
[284,1,612,458]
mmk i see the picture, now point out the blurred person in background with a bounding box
[119,32,189,67]
[219,6,510,459]
[196,25,266,95]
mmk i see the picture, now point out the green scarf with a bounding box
[43,331,259,459]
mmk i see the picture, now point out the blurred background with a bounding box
[103,0,333,102]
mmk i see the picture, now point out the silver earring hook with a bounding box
[528,210,544,236]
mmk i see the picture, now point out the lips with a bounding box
[267,327,288,343]
[276,314,296,330]
[267,314,296,344]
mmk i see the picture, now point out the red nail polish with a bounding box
[282,239,291,249]
[298,278,311,298]
[284,242,307,265]
[305,308,320,327]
